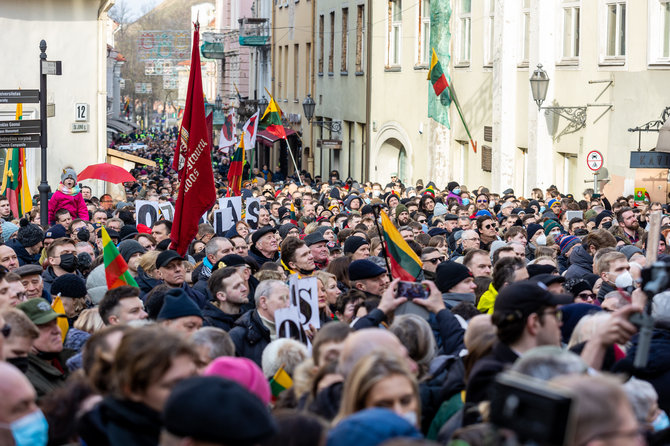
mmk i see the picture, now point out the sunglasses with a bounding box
[477,199,488,203]
[577,292,596,300]
[424,256,446,264]
[417,219,427,223]
[1,323,11,338]
[484,224,497,229]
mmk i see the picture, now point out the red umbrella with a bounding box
[77,163,136,184]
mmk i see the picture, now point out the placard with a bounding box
[288,275,320,332]
[245,197,261,230]
[213,207,235,236]
[135,200,160,227]
[275,307,307,343]
[158,202,175,221]
[218,197,241,224]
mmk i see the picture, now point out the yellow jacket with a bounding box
[477,283,498,315]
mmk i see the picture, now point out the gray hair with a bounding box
[623,377,658,423]
[254,279,288,306]
[205,237,229,256]
[652,291,670,320]
[568,312,611,349]
[390,314,436,379]
[190,326,235,359]
[510,346,587,381]
[261,338,309,379]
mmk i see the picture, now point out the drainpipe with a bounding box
[364,0,372,182]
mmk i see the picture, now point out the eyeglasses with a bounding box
[540,309,562,322]
[477,199,488,203]
[417,219,427,223]
[577,292,596,300]
[1,323,11,338]
[484,224,497,229]
[424,256,446,264]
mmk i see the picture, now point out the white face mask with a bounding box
[536,234,547,246]
[400,411,418,427]
[614,270,633,288]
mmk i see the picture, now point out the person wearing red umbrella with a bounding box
[47,169,88,226]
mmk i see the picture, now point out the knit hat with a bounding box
[277,206,290,221]
[433,202,448,217]
[17,219,44,248]
[557,235,580,255]
[86,264,108,304]
[475,210,493,218]
[204,357,272,405]
[164,376,277,445]
[526,263,558,277]
[119,224,139,241]
[435,261,473,293]
[395,204,408,218]
[543,219,561,236]
[526,223,543,241]
[44,224,67,240]
[278,223,299,239]
[595,210,614,228]
[447,181,459,192]
[619,244,643,260]
[61,168,77,183]
[547,198,560,210]
[51,274,87,298]
[489,240,508,260]
[0,221,18,242]
[360,204,374,216]
[349,259,386,281]
[326,408,421,446]
[117,240,146,263]
[157,288,203,321]
[343,236,369,255]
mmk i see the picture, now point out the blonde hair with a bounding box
[138,250,160,274]
[74,308,105,334]
[315,271,337,287]
[567,312,612,349]
[336,351,420,424]
[303,222,319,235]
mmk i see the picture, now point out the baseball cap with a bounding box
[17,298,66,325]
[494,280,572,320]
[156,250,185,269]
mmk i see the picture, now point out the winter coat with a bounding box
[613,322,670,414]
[6,238,40,266]
[476,283,498,314]
[202,301,241,332]
[564,245,594,280]
[26,350,76,398]
[248,244,280,267]
[465,342,519,404]
[442,292,475,310]
[557,254,570,275]
[229,309,271,367]
[42,266,84,295]
[99,397,162,446]
[48,189,88,225]
[136,266,161,299]
[609,224,645,245]
[446,191,463,205]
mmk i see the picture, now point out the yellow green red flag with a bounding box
[269,365,293,397]
[0,103,33,219]
[102,227,139,289]
[380,210,423,281]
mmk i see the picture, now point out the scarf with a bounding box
[58,182,81,196]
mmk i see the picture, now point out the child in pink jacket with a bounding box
[48,168,89,225]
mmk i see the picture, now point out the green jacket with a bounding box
[26,350,76,398]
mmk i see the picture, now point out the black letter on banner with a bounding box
[137,203,158,227]
[277,319,306,343]
[247,201,260,230]
[226,200,240,223]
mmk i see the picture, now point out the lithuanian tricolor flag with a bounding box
[289,202,297,226]
[259,94,287,140]
[428,48,449,97]
[269,365,293,397]
[51,296,69,343]
[102,227,138,289]
[227,133,245,196]
[380,210,423,281]
[0,103,33,219]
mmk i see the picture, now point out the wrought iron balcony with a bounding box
[238,18,270,46]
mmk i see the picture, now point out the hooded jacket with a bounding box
[135,266,161,299]
[229,309,271,367]
[564,245,594,280]
[6,238,40,266]
[202,301,241,332]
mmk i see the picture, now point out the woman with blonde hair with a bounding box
[336,351,420,428]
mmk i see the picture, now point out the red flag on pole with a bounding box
[170,22,216,255]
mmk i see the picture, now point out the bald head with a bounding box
[338,328,416,376]
[464,314,495,351]
[0,362,38,423]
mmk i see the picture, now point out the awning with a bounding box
[107,118,136,134]
[257,128,296,146]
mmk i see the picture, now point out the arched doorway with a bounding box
[377,138,407,184]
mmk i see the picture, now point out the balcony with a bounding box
[239,18,270,46]
[201,32,225,59]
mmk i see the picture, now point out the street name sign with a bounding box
[0,90,39,104]
[0,120,41,135]
[630,151,670,169]
[0,134,41,149]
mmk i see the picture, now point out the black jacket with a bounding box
[136,266,160,299]
[229,309,271,367]
[564,245,593,280]
[465,342,519,404]
[248,245,280,267]
[202,301,241,332]
[100,397,162,446]
[6,239,39,266]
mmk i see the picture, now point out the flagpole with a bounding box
[372,206,394,281]
[285,138,302,186]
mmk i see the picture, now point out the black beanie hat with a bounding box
[435,261,473,293]
[447,181,459,192]
[157,289,203,321]
[343,236,369,255]
[595,210,614,228]
[17,219,44,248]
[51,274,87,298]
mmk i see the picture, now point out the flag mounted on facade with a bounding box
[170,22,217,255]
[380,210,423,281]
[242,110,259,150]
[259,94,287,140]
[0,103,32,219]
[227,133,246,196]
[219,110,237,149]
[101,227,139,289]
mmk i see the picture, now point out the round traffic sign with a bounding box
[587,150,604,172]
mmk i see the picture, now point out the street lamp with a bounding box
[215,94,223,111]
[529,64,550,109]
[258,95,268,116]
[302,94,342,133]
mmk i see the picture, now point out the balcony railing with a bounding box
[238,18,270,46]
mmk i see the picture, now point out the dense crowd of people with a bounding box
[1,128,670,445]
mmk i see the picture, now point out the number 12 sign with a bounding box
[74,103,89,122]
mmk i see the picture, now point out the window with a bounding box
[457,0,471,64]
[388,0,402,66]
[284,45,289,100]
[664,0,670,58]
[418,0,430,65]
[329,11,335,73]
[342,8,349,72]
[605,0,626,57]
[278,46,283,97]
[484,0,495,66]
[521,0,530,64]
[318,15,324,74]
[562,1,580,59]
[294,44,299,100]
[356,5,365,73]
[305,42,312,95]
[648,0,670,64]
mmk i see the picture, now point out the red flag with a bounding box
[227,135,245,196]
[170,22,216,256]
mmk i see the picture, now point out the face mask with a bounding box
[536,234,547,246]
[462,198,470,206]
[400,411,418,427]
[652,410,670,432]
[601,221,612,229]
[364,198,371,204]
[58,253,78,273]
[6,356,29,374]
[372,190,381,197]
[614,270,633,288]
[550,230,561,237]
[8,410,49,446]
[453,188,461,195]
[540,206,546,213]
